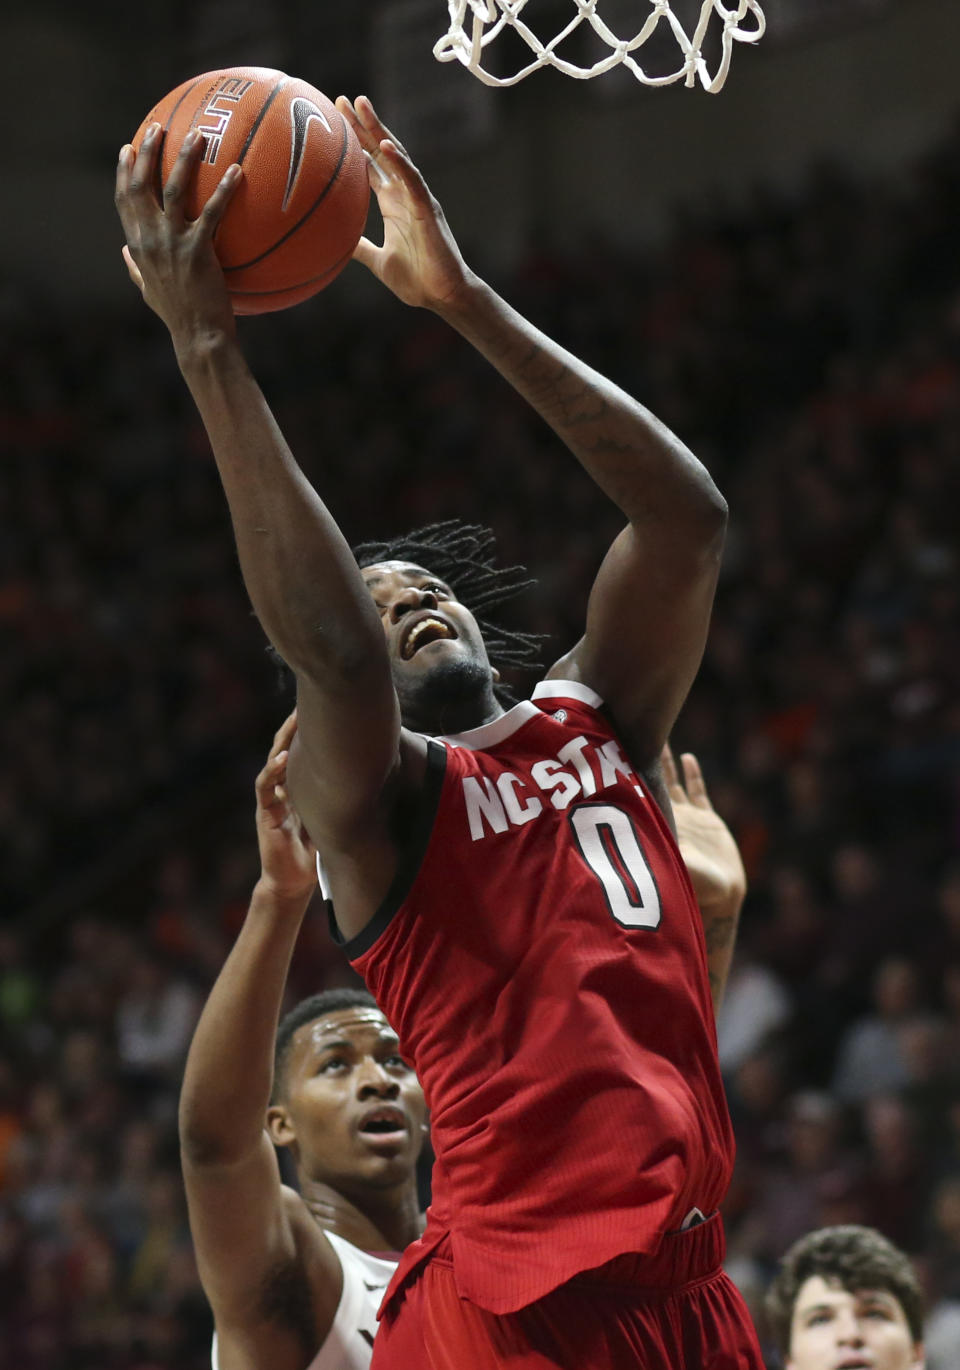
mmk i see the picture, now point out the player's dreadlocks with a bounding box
[353,519,546,700]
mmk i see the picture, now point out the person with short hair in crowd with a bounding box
[765,1225,925,1370]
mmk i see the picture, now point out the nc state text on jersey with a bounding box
[463,735,644,840]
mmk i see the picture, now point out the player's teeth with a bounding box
[408,619,447,652]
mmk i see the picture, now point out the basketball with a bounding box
[131,67,369,314]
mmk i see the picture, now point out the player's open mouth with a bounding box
[400,616,458,660]
[358,1106,408,1142]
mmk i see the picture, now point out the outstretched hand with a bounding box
[114,123,240,348]
[662,743,746,916]
[336,95,472,310]
[255,712,318,902]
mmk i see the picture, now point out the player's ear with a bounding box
[267,1103,297,1148]
[492,667,501,683]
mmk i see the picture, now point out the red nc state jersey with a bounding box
[331,680,735,1316]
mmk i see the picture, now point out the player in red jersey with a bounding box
[181,715,745,1370]
[116,96,762,1368]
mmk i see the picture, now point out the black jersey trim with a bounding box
[328,740,447,959]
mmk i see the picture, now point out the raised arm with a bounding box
[114,128,402,856]
[339,97,727,769]
[661,743,746,1014]
[179,716,341,1369]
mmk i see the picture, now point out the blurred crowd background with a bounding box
[3,14,960,1368]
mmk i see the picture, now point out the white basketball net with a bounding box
[435,0,765,90]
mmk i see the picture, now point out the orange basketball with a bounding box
[131,67,370,314]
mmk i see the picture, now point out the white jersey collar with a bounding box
[532,679,604,708]
[440,679,603,750]
[441,700,540,750]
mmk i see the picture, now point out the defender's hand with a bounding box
[336,95,472,310]
[114,123,240,350]
[662,743,746,915]
[255,712,317,902]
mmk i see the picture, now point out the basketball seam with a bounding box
[221,112,353,273]
[236,76,288,168]
[155,75,205,201]
[165,76,205,134]
[210,75,288,250]
[227,244,355,297]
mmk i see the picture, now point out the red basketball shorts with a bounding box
[371,1213,763,1370]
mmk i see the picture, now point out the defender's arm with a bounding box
[662,744,746,1014]
[179,719,342,1368]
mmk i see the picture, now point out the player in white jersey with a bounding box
[183,715,745,1370]
[180,713,428,1370]
[211,1231,397,1370]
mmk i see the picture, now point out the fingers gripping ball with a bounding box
[132,67,369,314]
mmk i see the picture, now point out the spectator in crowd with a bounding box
[832,958,925,1105]
[860,1095,929,1253]
[115,953,200,1099]
[754,1092,860,1260]
[716,949,791,1076]
[764,1224,925,1370]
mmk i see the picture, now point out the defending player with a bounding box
[765,1226,925,1370]
[179,713,427,1370]
[116,97,762,1368]
[662,742,746,1014]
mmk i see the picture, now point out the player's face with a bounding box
[787,1276,924,1370]
[271,1007,427,1191]
[361,561,497,726]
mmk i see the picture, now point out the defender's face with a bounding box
[361,561,494,690]
[787,1276,924,1370]
[273,1007,426,1190]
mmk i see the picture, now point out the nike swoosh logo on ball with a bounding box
[282,97,333,211]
